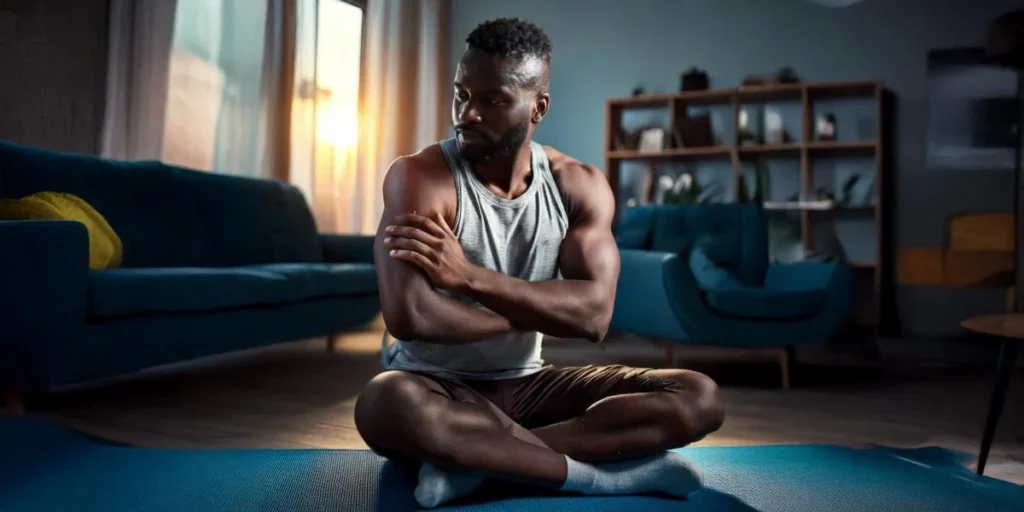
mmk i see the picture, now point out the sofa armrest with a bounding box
[764,260,854,328]
[0,220,90,388]
[764,261,850,291]
[321,234,374,264]
[612,249,716,339]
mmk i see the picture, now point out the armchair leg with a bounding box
[778,346,795,390]
[326,333,342,353]
[3,390,26,415]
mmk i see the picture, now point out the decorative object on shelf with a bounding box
[816,113,837,141]
[654,175,676,204]
[673,113,715,148]
[836,175,861,206]
[680,67,709,91]
[764,109,786,144]
[632,85,646,97]
[638,127,666,153]
[737,160,769,204]
[849,174,876,206]
[736,110,759,146]
[612,128,640,151]
[659,173,720,205]
[775,66,801,84]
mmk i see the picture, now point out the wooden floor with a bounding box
[25,316,1024,484]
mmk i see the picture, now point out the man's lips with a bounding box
[457,129,488,142]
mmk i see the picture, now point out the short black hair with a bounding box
[465,17,552,64]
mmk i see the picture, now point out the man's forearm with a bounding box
[388,283,515,344]
[460,267,611,342]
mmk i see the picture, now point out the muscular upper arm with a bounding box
[374,155,451,339]
[556,161,620,299]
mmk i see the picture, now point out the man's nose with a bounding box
[457,103,482,124]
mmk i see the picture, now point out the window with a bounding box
[290,0,365,223]
[926,48,1021,171]
[162,0,269,175]
[161,0,365,192]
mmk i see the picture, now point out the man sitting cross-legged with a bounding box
[354,17,725,509]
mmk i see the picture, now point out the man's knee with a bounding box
[356,372,429,443]
[659,370,725,443]
[354,371,451,458]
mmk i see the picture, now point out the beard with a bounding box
[454,120,530,164]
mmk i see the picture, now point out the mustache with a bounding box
[454,125,493,139]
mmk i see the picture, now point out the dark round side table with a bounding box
[961,313,1024,475]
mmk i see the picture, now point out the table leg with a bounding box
[976,339,1020,475]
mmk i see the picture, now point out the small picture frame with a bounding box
[638,128,666,153]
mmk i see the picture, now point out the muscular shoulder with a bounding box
[542,145,613,223]
[382,143,457,224]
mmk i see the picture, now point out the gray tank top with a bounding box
[382,138,569,380]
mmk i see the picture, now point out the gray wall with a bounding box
[0,0,110,155]
[449,0,1024,339]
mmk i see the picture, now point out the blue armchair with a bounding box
[610,203,854,388]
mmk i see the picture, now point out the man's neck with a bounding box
[472,142,534,200]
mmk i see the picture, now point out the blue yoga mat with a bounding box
[2,417,1022,511]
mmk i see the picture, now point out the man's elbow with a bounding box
[381,300,427,341]
[581,296,614,343]
[385,316,417,341]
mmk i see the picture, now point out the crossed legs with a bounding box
[353,365,724,503]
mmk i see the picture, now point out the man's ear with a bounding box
[533,93,550,124]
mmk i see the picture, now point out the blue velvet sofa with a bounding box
[0,141,380,409]
[610,203,853,387]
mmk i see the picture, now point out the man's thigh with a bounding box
[507,364,679,429]
[360,370,502,465]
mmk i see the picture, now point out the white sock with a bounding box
[560,451,703,497]
[413,462,485,509]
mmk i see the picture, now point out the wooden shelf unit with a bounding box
[604,79,893,336]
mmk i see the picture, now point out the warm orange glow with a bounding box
[314,0,363,151]
[316,100,359,150]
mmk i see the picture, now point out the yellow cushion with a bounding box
[0,192,123,269]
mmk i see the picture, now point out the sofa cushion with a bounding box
[615,205,656,249]
[87,263,376,319]
[704,288,824,320]
[650,203,768,287]
[253,263,379,299]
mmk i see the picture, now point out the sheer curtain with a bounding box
[103,0,449,235]
[100,0,177,161]
[292,0,450,234]
[103,0,293,179]
[162,0,293,178]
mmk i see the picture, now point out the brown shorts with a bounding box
[407,363,678,430]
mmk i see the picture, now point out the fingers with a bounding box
[393,213,447,238]
[385,225,439,246]
[434,212,456,236]
[383,234,434,257]
[389,248,432,269]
